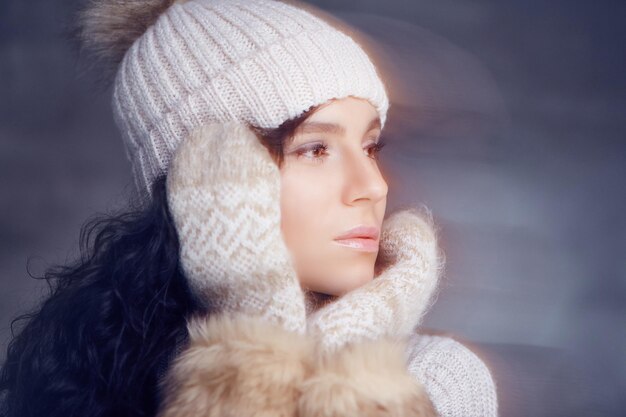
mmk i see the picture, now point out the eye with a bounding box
[365,137,387,160]
[294,142,329,163]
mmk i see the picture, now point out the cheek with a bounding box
[280,167,342,291]
[280,168,332,247]
[279,167,378,296]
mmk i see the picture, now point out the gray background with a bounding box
[1,0,624,416]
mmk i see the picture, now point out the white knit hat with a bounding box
[101,0,390,198]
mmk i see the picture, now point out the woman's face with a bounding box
[280,96,388,296]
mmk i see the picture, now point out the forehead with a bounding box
[297,97,381,135]
[296,118,381,136]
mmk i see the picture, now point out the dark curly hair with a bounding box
[0,175,195,417]
[0,108,317,417]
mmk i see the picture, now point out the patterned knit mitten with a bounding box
[162,121,311,416]
[166,121,307,333]
[306,207,445,352]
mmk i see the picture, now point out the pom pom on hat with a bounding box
[77,0,181,79]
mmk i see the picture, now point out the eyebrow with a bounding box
[296,117,381,136]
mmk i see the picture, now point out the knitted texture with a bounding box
[406,333,499,417]
[166,121,307,333]
[111,0,389,198]
[307,207,444,352]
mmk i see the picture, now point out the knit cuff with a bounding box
[405,333,499,417]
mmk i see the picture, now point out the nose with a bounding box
[341,148,388,206]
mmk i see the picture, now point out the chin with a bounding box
[324,270,374,297]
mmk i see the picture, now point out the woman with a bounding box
[0,0,498,416]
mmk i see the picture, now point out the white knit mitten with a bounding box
[307,207,444,352]
[162,121,310,416]
[166,121,307,334]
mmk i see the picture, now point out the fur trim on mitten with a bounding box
[299,338,438,417]
[158,313,314,417]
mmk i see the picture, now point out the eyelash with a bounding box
[294,137,387,163]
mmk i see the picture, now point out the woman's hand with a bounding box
[307,207,445,352]
[166,121,307,333]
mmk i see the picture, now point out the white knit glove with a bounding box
[307,207,444,352]
[166,121,307,334]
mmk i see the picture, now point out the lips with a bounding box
[333,225,380,252]
[334,225,380,240]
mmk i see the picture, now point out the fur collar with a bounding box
[157,313,438,417]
